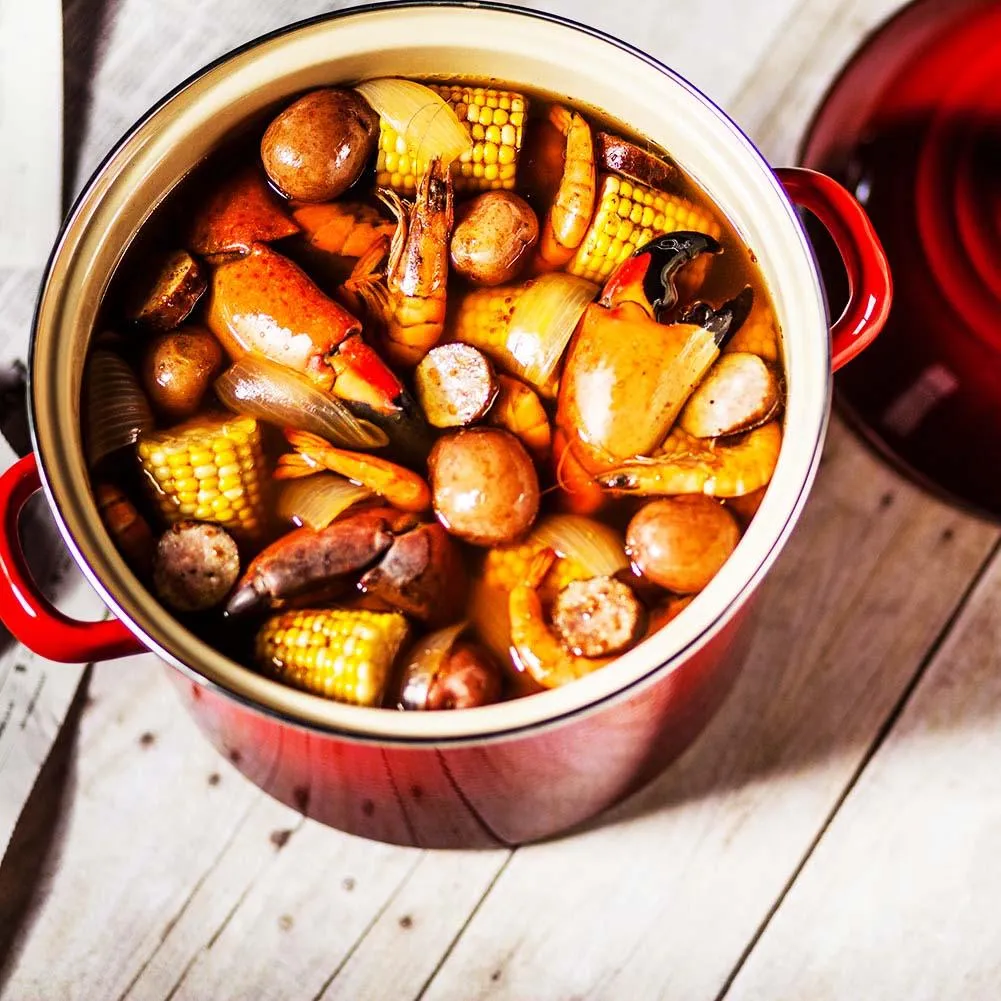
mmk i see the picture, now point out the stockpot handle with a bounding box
[776,167,893,371]
[0,453,145,662]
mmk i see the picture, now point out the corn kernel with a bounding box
[137,414,267,538]
[567,174,723,283]
[376,84,527,194]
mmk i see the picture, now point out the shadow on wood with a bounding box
[0,666,90,984]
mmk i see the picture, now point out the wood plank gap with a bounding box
[413,852,516,1001]
[311,850,427,1001]
[115,792,268,1001]
[712,531,1001,1001]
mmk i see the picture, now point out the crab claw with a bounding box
[360,521,466,627]
[598,231,722,321]
[225,506,464,625]
[681,285,754,349]
[330,333,405,416]
[226,506,416,617]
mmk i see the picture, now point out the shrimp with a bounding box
[275,430,431,512]
[377,156,454,367]
[95,483,155,577]
[292,202,396,258]
[597,421,782,498]
[509,549,611,689]
[532,106,597,273]
[488,374,551,460]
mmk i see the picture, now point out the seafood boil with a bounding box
[84,77,786,712]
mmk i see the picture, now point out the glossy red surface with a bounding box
[172,602,752,847]
[776,168,892,372]
[801,0,1001,517]
[0,454,143,662]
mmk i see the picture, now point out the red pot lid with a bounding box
[801,0,1001,518]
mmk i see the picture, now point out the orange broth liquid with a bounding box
[89,81,785,701]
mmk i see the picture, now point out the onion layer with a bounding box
[398,621,468,711]
[506,274,597,395]
[275,473,372,530]
[355,78,472,167]
[85,349,154,468]
[532,514,629,578]
[214,355,388,449]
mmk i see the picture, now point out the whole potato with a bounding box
[141,327,224,423]
[626,496,740,594]
[429,428,539,546]
[261,89,378,202]
[450,191,539,286]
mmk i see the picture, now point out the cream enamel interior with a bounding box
[31,4,830,743]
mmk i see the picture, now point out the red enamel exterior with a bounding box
[775,168,892,373]
[170,603,751,846]
[0,7,892,848]
[0,454,144,662]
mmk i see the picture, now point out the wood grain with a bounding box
[5,2,997,1001]
[412,418,997,1001]
[725,542,1001,1001]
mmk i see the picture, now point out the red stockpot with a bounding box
[0,3,890,847]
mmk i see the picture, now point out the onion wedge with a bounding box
[275,473,373,530]
[531,514,629,578]
[506,274,597,395]
[214,355,388,449]
[355,78,472,167]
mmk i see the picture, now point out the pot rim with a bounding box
[29,0,830,745]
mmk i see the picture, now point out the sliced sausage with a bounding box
[415,343,498,428]
[154,521,240,612]
[679,352,780,438]
[552,575,645,658]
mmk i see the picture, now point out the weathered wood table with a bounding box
[5,0,1000,998]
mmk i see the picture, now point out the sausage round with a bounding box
[153,521,241,612]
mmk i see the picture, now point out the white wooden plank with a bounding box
[121,793,306,1001]
[415,418,999,1001]
[164,827,423,1001]
[320,851,508,1001]
[0,658,267,1000]
[726,544,1001,1001]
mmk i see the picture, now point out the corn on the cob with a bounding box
[449,284,559,396]
[470,544,591,672]
[256,608,409,707]
[137,414,267,538]
[723,295,781,363]
[376,85,527,194]
[567,174,722,284]
[482,541,590,605]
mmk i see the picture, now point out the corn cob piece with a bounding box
[256,608,409,706]
[448,283,559,396]
[470,543,591,673]
[723,294,781,363]
[376,85,527,194]
[567,174,722,284]
[137,414,267,538]
[481,541,590,606]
